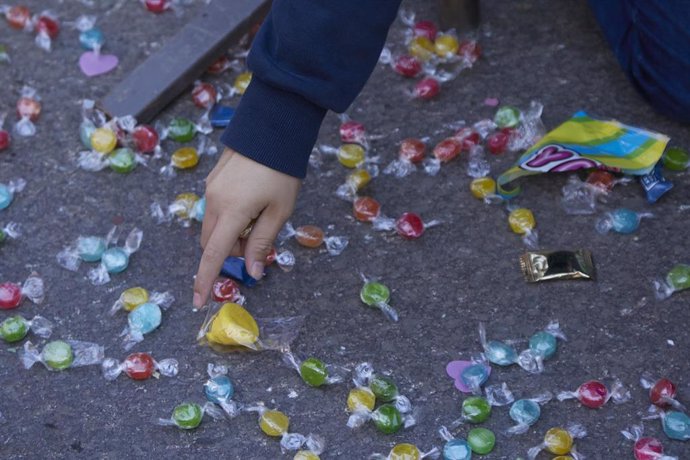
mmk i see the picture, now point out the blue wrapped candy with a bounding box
[438,426,472,460]
[478,323,539,373]
[0,178,26,210]
[209,105,235,128]
[595,208,653,235]
[204,363,241,417]
[121,291,174,350]
[221,256,259,287]
[506,392,552,435]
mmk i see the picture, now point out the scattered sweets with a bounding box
[158,402,223,430]
[360,274,398,322]
[120,293,175,350]
[0,273,44,310]
[506,392,553,435]
[204,363,242,417]
[640,373,685,411]
[621,424,677,460]
[467,427,496,455]
[292,435,326,460]
[557,379,630,408]
[191,81,218,109]
[662,146,689,171]
[245,404,317,452]
[0,315,52,343]
[370,443,440,460]
[87,228,144,285]
[160,137,216,178]
[644,406,690,442]
[353,196,382,222]
[57,227,116,271]
[478,323,539,373]
[150,193,205,226]
[438,426,472,460]
[20,339,104,371]
[639,163,673,204]
[373,212,440,240]
[384,137,426,178]
[520,250,595,282]
[278,222,348,256]
[526,321,567,371]
[110,287,172,316]
[595,208,653,234]
[0,112,11,150]
[507,207,539,248]
[102,352,178,381]
[0,222,21,245]
[527,424,587,459]
[15,86,41,137]
[211,278,244,304]
[446,359,492,394]
[160,115,212,143]
[282,346,348,387]
[653,264,690,300]
[230,71,252,96]
[34,10,60,51]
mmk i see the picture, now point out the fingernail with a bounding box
[193,292,202,308]
[250,262,264,280]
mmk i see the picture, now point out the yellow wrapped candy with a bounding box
[389,443,421,460]
[259,410,290,437]
[171,147,199,170]
[347,169,372,191]
[294,452,320,460]
[508,208,535,235]
[121,287,149,311]
[205,303,259,347]
[233,72,252,95]
[337,144,366,168]
[91,127,118,154]
[470,177,497,199]
[434,34,459,57]
[171,193,200,219]
[347,387,376,412]
[408,36,435,61]
[544,428,573,455]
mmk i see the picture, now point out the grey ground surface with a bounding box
[1,0,689,458]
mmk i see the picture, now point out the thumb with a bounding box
[244,207,287,280]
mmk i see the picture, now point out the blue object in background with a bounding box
[209,105,236,128]
[220,256,260,287]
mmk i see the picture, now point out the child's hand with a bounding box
[193,148,301,308]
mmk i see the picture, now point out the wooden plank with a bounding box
[100,0,270,122]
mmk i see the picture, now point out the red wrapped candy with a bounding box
[433,138,461,163]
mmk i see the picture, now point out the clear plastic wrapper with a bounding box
[87,227,143,285]
[102,352,178,381]
[282,345,349,387]
[359,274,398,322]
[150,193,205,226]
[71,15,103,53]
[33,10,60,52]
[0,315,52,343]
[110,288,173,315]
[160,137,216,178]
[335,165,378,201]
[478,323,540,373]
[197,302,304,353]
[370,443,439,460]
[653,264,690,300]
[595,208,653,235]
[640,372,685,411]
[204,363,242,417]
[0,177,26,210]
[373,212,441,240]
[523,320,567,372]
[383,137,427,178]
[561,174,609,215]
[506,391,553,435]
[77,147,146,174]
[158,115,213,144]
[57,226,118,272]
[292,434,325,460]
[20,339,104,371]
[527,423,586,459]
[507,206,539,249]
[449,383,514,429]
[557,378,630,408]
[621,424,678,460]
[438,426,472,460]
[158,402,223,430]
[0,222,21,245]
[278,222,348,256]
[643,406,690,442]
[120,291,174,350]
[245,403,321,452]
[0,273,44,310]
[14,86,41,137]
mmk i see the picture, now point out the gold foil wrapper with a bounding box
[520,250,595,282]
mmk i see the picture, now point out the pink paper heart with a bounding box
[446,360,492,393]
[79,51,119,77]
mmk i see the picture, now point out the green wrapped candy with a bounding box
[494,106,521,128]
[42,340,74,370]
[462,396,492,423]
[167,118,195,143]
[372,404,403,434]
[667,264,690,291]
[108,148,136,173]
[360,281,390,306]
[663,147,689,171]
[172,403,203,430]
[300,358,328,387]
[467,427,495,454]
[0,315,28,343]
[370,375,399,402]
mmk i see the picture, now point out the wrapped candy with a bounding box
[57,226,118,271]
[89,126,118,154]
[212,278,245,304]
[0,273,44,309]
[560,173,629,215]
[640,373,685,411]
[527,424,587,459]
[229,71,252,96]
[467,428,496,455]
[595,208,653,234]
[191,81,219,109]
[0,222,21,245]
[348,363,416,434]
[77,147,145,174]
[142,0,170,14]
[34,10,60,51]
[469,177,498,202]
[445,357,492,394]
[644,406,690,442]
[318,143,371,169]
[101,352,178,381]
[506,392,553,435]
[621,424,678,460]
[278,222,348,256]
[525,320,567,372]
[158,402,223,430]
[639,163,673,204]
[197,302,304,352]
[245,403,319,452]
[557,379,630,408]
[15,86,41,137]
[282,346,348,387]
[110,288,173,316]
[466,144,492,181]
[0,315,52,343]
[449,383,514,429]
[0,44,9,64]
[204,363,242,417]
[653,264,690,300]
[335,166,378,201]
[120,292,175,350]
[0,178,26,210]
[370,443,440,460]
[353,196,381,222]
[292,435,325,460]
[0,112,10,150]
[87,227,144,285]
[20,340,104,371]
[150,193,205,226]
[2,5,32,30]
[507,207,539,249]
[477,323,539,373]
[78,100,104,149]
[159,115,212,143]
[209,104,235,128]
[373,212,441,240]
[438,426,472,460]
[360,274,398,322]
[131,124,161,156]
[379,48,422,78]
[663,146,689,171]
[73,15,104,53]
[160,137,217,178]
[220,252,295,287]
[383,137,427,178]
[338,114,367,146]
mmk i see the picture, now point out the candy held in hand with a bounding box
[654,264,690,300]
[102,352,178,380]
[528,424,587,459]
[0,178,25,210]
[158,402,223,430]
[557,379,630,408]
[360,275,399,322]
[0,274,44,309]
[595,208,652,234]
[20,339,104,371]
[0,315,52,343]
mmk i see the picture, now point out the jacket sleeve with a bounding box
[220,0,402,178]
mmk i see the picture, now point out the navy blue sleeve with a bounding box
[220,0,402,178]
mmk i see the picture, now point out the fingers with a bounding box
[193,214,249,308]
[205,148,235,185]
[244,205,290,280]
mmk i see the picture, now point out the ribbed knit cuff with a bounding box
[220,77,327,179]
